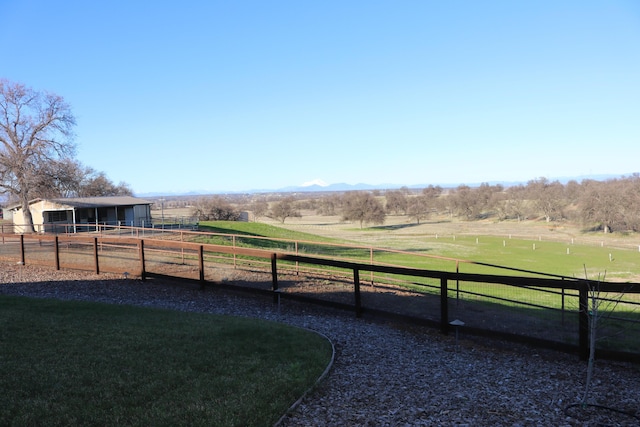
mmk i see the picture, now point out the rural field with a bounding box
[156,205,640,355]
[157,202,640,281]
[196,206,640,282]
[258,208,637,247]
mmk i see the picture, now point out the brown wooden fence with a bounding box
[2,231,640,362]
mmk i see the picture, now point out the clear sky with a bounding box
[2,1,639,195]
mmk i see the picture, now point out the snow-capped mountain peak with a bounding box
[301,179,329,187]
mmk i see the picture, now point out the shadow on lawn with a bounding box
[369,223,423,231]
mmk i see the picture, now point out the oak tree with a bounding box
[385,189,408,215]
[270,196,301,223]
[407,185,442,224]
[407,195,430,224]
[317,194,341,216]
[341,191,386,228]
[77,168,133,197]
[249,197,269,222]
[0,79,76,232]
[26,158,132,199]
[191,196,240,221]
[527,177,566,222]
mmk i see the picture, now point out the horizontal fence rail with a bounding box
[2,229,640,362]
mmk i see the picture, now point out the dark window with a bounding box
[117,207,127,221]
[48,211,67,222]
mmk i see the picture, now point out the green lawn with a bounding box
[0,296,333,427]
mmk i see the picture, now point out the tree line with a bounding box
[192,176,640,234]
[437,176,640,233]
[0,79,132,231]
[389,176,640,233]
[382,176,640,233]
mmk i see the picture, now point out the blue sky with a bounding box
[2,1,639,195]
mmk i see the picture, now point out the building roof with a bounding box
[8,196,152,210]
[49,196,152,208]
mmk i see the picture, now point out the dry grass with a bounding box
[154,204,640,258]
[255,209,640,251]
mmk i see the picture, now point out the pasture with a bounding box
[180,205,640,281]
[193,210,640,354]
[254,210,640,281]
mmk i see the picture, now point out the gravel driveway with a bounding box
[1,263,639,426]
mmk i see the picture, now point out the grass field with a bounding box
[195,215,640,281]
[190,214,640,354]
[0,296,332,426]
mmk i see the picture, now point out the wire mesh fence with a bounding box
[2,228,640,361]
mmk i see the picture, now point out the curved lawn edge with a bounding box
[0,296,335,427]
[273,328,336,427]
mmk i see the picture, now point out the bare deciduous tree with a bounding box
[450,185,477,219]
[0,79,76,232]
[527,177,565,222]
[502,185,529,221]
[270,196,301,223]
[406,185,442,224]
[407,195,430,224]
[385,189,409,215]
[28,158,132,199]
[77,168,133,197]
[31,158,83,199]
[341,191,386,228]
[421,184,443,199]
[249,197,269,222]
[317,194,341,216]
[575,268,630,410]
[191,196,240,221]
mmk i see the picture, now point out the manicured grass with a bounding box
[0,296,332,427]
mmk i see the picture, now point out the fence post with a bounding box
[181,232,185,264]
[54,236,60,270]
[579,282,589,361]
[233,236,237,269]
[441,277,449,335]
[139,240,146,281]
[199,245,205,289]
[354,268,362,318]
[455,261,460,305]
[561,279,565,326]
[93,237,99,274]
[20,234,25,265]
[271,253,279,303]
[370,247,374,283]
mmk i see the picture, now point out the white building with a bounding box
[8,196,152,233]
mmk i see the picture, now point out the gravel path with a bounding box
[2,264,639,426]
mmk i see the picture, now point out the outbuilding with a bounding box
[8,196,152,233]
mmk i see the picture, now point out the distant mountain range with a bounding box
[135,173,637,198]
[279,174,634,193]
